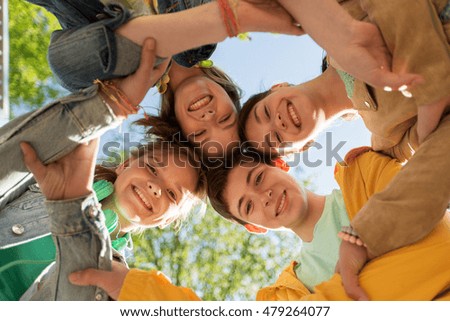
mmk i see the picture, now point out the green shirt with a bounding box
[0,236,55,300]
[295,190,350,291]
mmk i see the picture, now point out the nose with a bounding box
[147,181,162,198]
[261,189,273,208]
[275,113,287,129]
[201,109,215,121]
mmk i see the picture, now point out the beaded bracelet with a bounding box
[95,79,149,119]
[340,225,359,237]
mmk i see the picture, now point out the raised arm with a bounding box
[116,0,301,59]
[276,0,421,90]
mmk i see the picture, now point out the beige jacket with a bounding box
[337,0,450,161]
[334,0,450,256]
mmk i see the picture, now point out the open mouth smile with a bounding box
[188,95,212,111]
[275,190,287,216]
[133,186,153,213]
[288,103,301,128]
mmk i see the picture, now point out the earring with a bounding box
[156,61,173,94]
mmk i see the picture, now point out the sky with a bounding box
[100,32,372,195]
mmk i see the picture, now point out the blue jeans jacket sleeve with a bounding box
[0,85,121,210]
[30,0,217,91]
[22,193,112,300]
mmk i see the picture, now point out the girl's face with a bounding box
[223,163,308,231]
[174,76,240,157]
[114,149,198,229]
[244,86,325,154]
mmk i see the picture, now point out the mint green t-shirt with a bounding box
[295,189,350,291]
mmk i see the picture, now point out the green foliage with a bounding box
[9,1,64,116]
[130,203,301,300]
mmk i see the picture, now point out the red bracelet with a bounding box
[217,0,239,37]
[94,79,148,119]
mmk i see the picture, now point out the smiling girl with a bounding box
[0,138,206,301]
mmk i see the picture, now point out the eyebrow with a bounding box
[253,104,261,124]
[237,166,258,217]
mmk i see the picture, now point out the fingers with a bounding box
[69,268,121,300]
[20,142,46,182]
[69,262,128,300]
[340,267,370,301]
[134,37,170,89]
[338,242,370,300]
[133,38,158,86]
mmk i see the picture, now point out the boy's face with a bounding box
[114,149,198,229]
[223,162,308,231]
[244,86,325,154]
[174,76,240,157]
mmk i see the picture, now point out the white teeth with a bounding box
[133,187,152,211]
[288,104,301,128]
[188,96,212,111]
[276,192,286,215]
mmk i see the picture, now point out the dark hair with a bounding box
[138,66,242,145]
[238,90,271,143]
[206,148,273,226]
[322,55,328,73]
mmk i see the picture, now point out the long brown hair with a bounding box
[136,66,242,146]
[238,91,271,143]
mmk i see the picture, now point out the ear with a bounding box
[115,158,131,175]
[270,82,290,92]
[244,223,267,234]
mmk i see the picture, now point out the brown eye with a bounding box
[219,113,231,123]
[146,163,157,176]
[275,132,283,144]
[255,171,263,186]
[167,189,177,202]
[246,200,253,215]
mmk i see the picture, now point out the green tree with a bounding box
[9,1,64,117]
[130,203,302,300]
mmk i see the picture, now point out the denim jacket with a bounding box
[0,185,115,300]
[34,0,217,91]
[0,85,121,211]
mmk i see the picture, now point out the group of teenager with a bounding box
[0,0,449,301]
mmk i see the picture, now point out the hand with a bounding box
[20,138,99,200]
[108,37,171,111]
[329,21,423,91]
[417,95,450,144]
[335,240,370,301]
[337,231,366,247]
[239,0,304,36]
[69,261,129,300]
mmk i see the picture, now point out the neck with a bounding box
[290,190,326,242]
[296,67,354,122]
[101,194,134,236]
[168,62,204,91]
